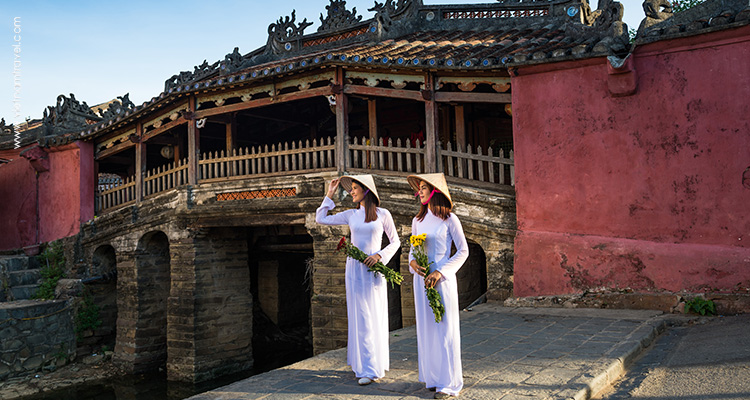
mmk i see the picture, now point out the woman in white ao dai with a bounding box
[315,175,400,385]
[407,173,469,399]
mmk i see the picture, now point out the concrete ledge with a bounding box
[187,303,671,400]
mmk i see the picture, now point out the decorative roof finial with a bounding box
[318,0,363,32]
[266,10,313,55]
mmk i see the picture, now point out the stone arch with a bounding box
[463,230,515,302]
[456,240,488,310]
[91,244,117,278]
[132,230,170,372]
[78,244,119,355]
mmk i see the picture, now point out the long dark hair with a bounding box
[354,181,379,223]
[416,182,451,222]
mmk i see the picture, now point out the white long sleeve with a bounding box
[434,213,469,278]
[375,208,400,264]
[315,196,350,226]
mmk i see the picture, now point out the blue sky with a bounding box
[1,0,644,126]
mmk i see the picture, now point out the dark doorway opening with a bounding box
[247,225,313,373]
[456,242,487,310]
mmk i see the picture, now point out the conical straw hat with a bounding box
[340,174,380,204]
[407,173,452,208]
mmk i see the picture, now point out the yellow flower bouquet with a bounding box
[410,233,445,323]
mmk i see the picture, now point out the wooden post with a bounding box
[226,114,237,153]
[135,123,145,203]
[368,99,378,144]
[187,96,199,185]
[226,113,237,176]
[424,74,438,173]
[335,67,349,172]
[173,137,181,165]
[455,104,466,150]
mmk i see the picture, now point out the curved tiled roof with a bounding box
[34,0,637,145]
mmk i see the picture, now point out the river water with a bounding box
[20,327,312,400]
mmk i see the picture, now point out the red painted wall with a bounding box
[513,26,750,296]
[38,142,95,244]
[0,141,94,252]
[0,156,38,251]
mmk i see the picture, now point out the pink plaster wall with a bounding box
[0,141,94,252]
[38,142,95,244]
[513,26,750,296]
[0,157,38,251]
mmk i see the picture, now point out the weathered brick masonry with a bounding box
[76,172,514,381]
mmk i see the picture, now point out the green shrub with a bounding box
[684,297,716,315]
[33,241,66,300]
[75,288,102,341]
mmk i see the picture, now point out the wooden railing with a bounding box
[95,136,514,214]
[144,159,189,198]
[199,137,336,181]
[96,175,136,213]
[347,137,426,174]
[440,142,514,186]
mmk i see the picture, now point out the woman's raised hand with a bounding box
[326,178,341,199]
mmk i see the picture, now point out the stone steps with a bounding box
[10,285,40,301]
[0,255,41,301]
[9,269,41,287]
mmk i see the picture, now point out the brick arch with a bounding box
[463,231,514,302]
[114,230,171,374]
[457,239,487,309]
[91,244,117,279]
[79,244,119,357]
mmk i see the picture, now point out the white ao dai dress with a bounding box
[409,209,469,396]
[316,196,400,379]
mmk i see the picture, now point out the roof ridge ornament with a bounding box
[637,0,674,35]
[0,118,14,135]
[318,0,363,32]
[569,0,629,55]
[99,94,136,122]
[164,59,220,93]
[266,10,313,55]
[222,47,244,75]
[369,0,420,33]
[42,93,101,137]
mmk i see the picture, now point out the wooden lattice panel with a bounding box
[217,188,297,201]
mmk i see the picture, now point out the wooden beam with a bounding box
[146,136,178,146]
[434,91,511,103]
[226,114,236,153]
[193,86,333,119]
[343,85,424,102]
[96,141,133,160]
[135,123,145,203]
[242,112,311,126]
[368,99,378,144]
[424,73,438,173]
[226,113,237,175]
[175,130,184,164]
[142,117,186,142]
[98,155,132,165]
[335,68,349,173]
[455,104,466,150]
[187,96,199,185]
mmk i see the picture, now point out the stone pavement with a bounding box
[186,303,666,400]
